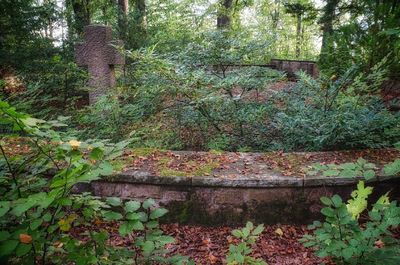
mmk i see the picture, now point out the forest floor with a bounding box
[71,222,334,265]
[4,137,400,178]
[117,148,399,178]
[71,221,400,265]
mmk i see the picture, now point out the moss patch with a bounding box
[131,147,161,157]
[156,157,219,177]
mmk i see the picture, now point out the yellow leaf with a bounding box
[58,214,77,232]
[68,140,81,150]
[274,228,283,237]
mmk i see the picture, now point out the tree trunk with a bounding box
[72,0,91,37]
[319,0,339,64]
[295,14,301,58]
[127,0,147,49]
[65,0,74,41]
[117,0,129,41]
[135,0,147,34]
[217,0,233,29]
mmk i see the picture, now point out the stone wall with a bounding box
[80,173,400,225]
[208,59,319,80]
[270,59,319,79]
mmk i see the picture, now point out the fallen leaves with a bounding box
[274,227,284,237]
[19,233,32,244]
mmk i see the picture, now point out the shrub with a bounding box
[0,100,190,264]
[227,222,267,265]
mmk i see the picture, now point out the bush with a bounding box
[0,100,190,264]
[227,222,267,265]
[73,47,400,152]
[300,181,400,265]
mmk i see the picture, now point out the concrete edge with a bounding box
[105,170,400,188]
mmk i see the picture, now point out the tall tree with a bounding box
[71,0,91,36]
[283,1,316,58]
[117,0,129,41]
[217,0,234,29]
[127,0,147,49]
[319,0,339,66]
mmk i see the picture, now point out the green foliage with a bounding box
[307,158,377,180]
[0,100,192,264]
[75,94,136,141]
[383,144,400,176]
[301,181,400,265]
[103,198,192,264]
[268,67,400,151]
[318,0,400,77]
[73,48,400,153]
[227,222,267,265]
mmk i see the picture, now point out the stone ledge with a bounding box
[107,170,400,188]
[87,177,400,225]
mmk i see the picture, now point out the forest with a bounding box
[0,0,400,264]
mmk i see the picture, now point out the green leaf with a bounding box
[143,198,155,209]
[30,219,43,230]
[126,212,143,220]
[339,169,357,178]
[242,227,250,238]
[232,229,242,238]
[245,221,253,230]
[42,213,52,222]
[320,197,332,206]
[21,117,45,127]
[252,224,264,236]
[0,231,10,242]
[124,201,140,213]
[102,211,123,221]
[321,207,335,217]
[383,159,400,176]
[0,240,19,256]
[98,161,113,176]
[357,158,367,166]
[89,147,104,160]
[369,210,381,221]
[303,241,316,247]
[339,163,357,170]
[58,198,72,206]
[132,220,144,230]
[16,243,32,257]
[363,170,375,180]
[323,169,340,177]
[11,199,36,216]
[157,235,175,245]
[106,197,122,207]
[150,208,168,219]
[342,247,354,260]
[146,220,158,229]
[331,195,342,207]
[119,222,134,236]
[142,241,155,256]
[0,201,10,217]
[364,163,376,170]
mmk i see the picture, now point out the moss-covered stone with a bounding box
[131,147,161,157]
[156,156,218,177]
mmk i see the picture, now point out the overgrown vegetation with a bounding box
[301,153,400,265]
[301,181,400,265]
[0,100,192,264]
[1,0,400,264]
[73,49,400,152]
[1,0,399,153]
